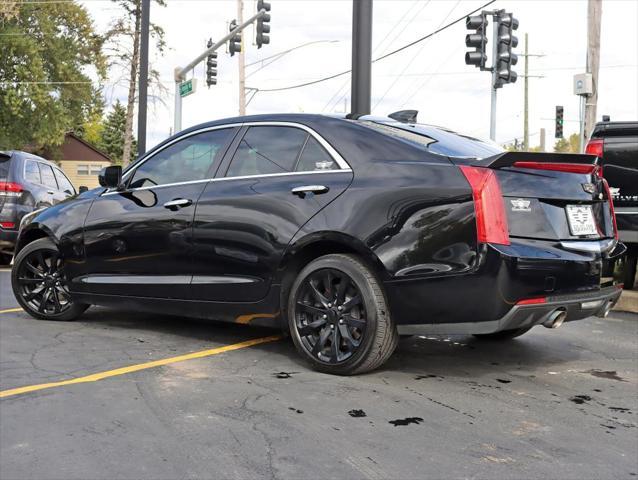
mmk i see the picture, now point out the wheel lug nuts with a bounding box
[328,303,332,308]
[337,306,342,311]
[330,324,334,329]
[323,314,327,319]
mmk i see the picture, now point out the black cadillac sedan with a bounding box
[12,114,625,374]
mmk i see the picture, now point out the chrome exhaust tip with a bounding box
[597,301,613,318]
[543,309,567,329]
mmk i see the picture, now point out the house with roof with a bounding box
[57,133,112,189]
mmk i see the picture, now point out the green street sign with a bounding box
[179,79,196,98]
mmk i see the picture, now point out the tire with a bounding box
[473,326,532,341]
[623,254,637,290]
[11,238,88,321]
[287,254,398,375]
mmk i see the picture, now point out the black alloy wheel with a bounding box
[12,238,88,321]
[287,254,398,375]
[295,267,367,364]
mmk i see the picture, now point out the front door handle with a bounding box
[163,198,192,210]
[291,185,329,198]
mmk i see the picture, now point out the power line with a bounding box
[322,0,426,113]
[256,0,496,93]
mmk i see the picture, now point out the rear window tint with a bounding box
[362,121,503,159]
[0,158,10,180]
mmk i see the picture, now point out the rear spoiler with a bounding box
[450,151,599,169]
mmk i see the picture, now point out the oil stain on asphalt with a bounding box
[348,409,367,418]
[570,395,592,404]
[389,417,424,427]
[273,371,298,379]
[585,369,628,382]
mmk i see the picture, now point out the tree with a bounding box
[554,133,580,153]
[105,0,166,165]
[99,101,136,164]
[0,1,105,152]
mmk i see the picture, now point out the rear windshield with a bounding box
[362,121,503,159]
[0,156,11,180]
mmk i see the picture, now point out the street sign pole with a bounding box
[138,0,150,157]
[173,8,267,133]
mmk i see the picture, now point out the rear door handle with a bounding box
[163,198,192,210]
[47,191,55,195]
[291,185,329,198]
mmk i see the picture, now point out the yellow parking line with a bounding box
[0,307,23,314]
[0,335,282,399]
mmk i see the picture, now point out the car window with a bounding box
[53,168,75,194]
[0,158,10,180]
[295,136,337,172]
[226,126,308,177]
[362,121,503,159]
[24,160,41,183]
[129,129,232,189]
[39,163,58,189]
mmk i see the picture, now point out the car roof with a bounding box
[5,150,58,167]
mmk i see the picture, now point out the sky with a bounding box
[82,0,638,151]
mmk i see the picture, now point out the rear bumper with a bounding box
[385,238,625,334]
[397,285,622,335]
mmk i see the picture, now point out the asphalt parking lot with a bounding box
[1,267,637,480]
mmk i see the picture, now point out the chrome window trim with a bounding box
[103,121,352,196]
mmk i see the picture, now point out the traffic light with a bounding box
[555,105,564,138]
[464,13,488,68]
[256,0,271,49]
[494,11,519,88]
[206,39,217,87]
[228,20,241,56]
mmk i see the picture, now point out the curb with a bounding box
[613,290,638,314]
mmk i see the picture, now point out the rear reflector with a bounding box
[516,296,547,305]
[0,222,16,229]
[585,138,604,158]
[602,178,619,239]
[513,161,601,177]
[0,182,23,197]
[459,166,510,246]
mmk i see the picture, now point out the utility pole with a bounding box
[137,0,150,157]
[521,33,543,150]
[540,127,546,152]
[237,0,246,115]
[523,33,529,150]
[349,0,372,117]
[584,0,602,142]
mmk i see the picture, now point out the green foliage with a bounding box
[0,1,105,152]
[554,133,580,153]
[99,101,136,164]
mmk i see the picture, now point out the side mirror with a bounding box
[78,186,88,194]
[98,166,123,189]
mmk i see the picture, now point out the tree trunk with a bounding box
[121,0,141,166]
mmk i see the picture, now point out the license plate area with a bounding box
[566,204,598,236]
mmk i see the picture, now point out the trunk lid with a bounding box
[453,152,616,242]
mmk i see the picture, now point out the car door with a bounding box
[79,127,237,299]
[22,159,51,208]
[191,123,354,302]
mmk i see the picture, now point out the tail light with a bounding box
[516,296,547,305]
[513,161,602,177]
[0,222,16,229]
[0,182,23,198]
[459,166,510,246]
[585,138,604,158]
[602,178,618,240]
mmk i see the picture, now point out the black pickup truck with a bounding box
[586,120,638,288]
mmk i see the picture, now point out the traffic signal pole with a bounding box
[137,0,150,156]
[237,0,246,115]
[173,8,267,133]
[489,18,498,140]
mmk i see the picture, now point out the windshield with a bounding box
[362,121,503,159]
